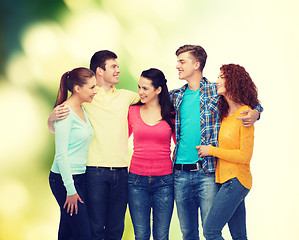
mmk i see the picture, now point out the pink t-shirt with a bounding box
[128,105,173,176]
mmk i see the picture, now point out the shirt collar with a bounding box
[181,77,208,92]
[96,86,117,95]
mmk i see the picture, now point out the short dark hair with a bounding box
[176,44,207,72]
[90,50,117,72]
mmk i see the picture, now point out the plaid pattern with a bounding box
[170,77,220,173]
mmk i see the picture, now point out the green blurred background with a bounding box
[0,0,298,239]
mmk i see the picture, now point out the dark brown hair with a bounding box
[90,50,117,72]
[54,67,95,107]
[134,68,175,132]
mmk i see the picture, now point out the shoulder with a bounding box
[239,105,251,112]
[201,78,217,92]
[169,84,187,96]
[54,113,74,129]
[119,89,137,96]
[129,105,140,114]
[236,105,252,117]
[170,84,187,93]
[119,89,139,102]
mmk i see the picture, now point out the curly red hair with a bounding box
[218,64,260,118]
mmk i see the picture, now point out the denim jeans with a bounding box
[128,172,174,240]
[173,168,220,240]
[203,177,250,240]
[49,171,91,240]
[85,166,128,240]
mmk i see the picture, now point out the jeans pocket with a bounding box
[173,169,181,178]
[222,178,234,189]
[128,173,139,185]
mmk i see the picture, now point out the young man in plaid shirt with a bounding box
[170,44,262,240]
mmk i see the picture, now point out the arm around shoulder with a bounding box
[47,104,70,133]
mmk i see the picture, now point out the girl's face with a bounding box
[78,76,97,103]
[138,76,161,104]
[216,71,227,96]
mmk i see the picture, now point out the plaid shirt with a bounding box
[170,77,264,174]
[169,77,220,173]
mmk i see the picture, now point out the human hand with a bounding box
[196,145,211,158]
[63,193,83,216]
[49,104,70,122]
[236,109,259,127]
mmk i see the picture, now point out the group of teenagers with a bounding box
[48,44,263,240]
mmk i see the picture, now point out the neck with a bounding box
[224,96,244,116]
[96,77,114,92]
[64,94,83,109]
[142,99,161,110]
[186,71,203,91]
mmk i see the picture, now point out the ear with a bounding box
[156,86,162,95]
[96,67,104,76]
[194,62,200,71]
[74,85,80,93]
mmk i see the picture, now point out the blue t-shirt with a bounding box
[176,87,201,164]
[51,105,93,195]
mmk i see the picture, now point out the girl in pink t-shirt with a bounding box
[128,68,175,240]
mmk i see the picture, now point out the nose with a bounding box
[176,63,180,69]
[138,88,143,95]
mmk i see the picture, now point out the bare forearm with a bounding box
[47,118,55,134]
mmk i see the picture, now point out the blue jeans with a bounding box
[128,172,174,240]
[203,177,250,240]
[49,171,91,240]
[85,167,128,240]
[174,168,220,240]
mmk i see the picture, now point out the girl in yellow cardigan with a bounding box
[197,64,260,240]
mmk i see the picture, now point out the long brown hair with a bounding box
[134,68,175,132]
[54,67,95,108]
[218,64,260,119]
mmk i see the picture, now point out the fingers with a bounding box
[78,195,84,204]
[55,107,70,120]
[70,204,74,216]
[63,194,83,216]
[239,109,250,114]
[242,122,252,127]
[196,146,203,157]
[63,202,75,216]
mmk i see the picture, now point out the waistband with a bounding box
[87,166,128,171]
[174,161,202,171]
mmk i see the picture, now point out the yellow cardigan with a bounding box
[209,105,254,189]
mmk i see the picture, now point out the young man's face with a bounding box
[101,58,120,85]
[176,51,199,81]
